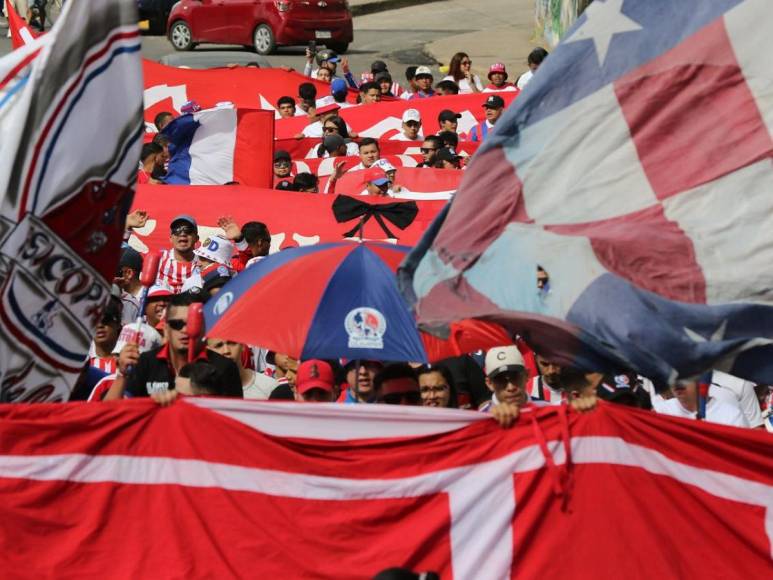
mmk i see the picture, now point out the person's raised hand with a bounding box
[341,56,350,74]
[217,215,242,240]
[126,209,148,230]
[491,403,521,428]
[118,343,140,376]
[331,160,348,181]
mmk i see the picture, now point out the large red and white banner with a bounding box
[321,166,462,199]
[143,60,348,129]
[129,185,446,253]
[0,400,770,578]
[292,153,423,177]
[275,91,520,139]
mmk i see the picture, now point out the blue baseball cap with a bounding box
[170,214,197,231]
[331,78,347,95]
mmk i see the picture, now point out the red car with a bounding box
[167,0,353,55]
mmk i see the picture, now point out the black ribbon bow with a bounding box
[332,195,419,240]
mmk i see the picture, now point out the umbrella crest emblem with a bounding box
[345,307,387,349]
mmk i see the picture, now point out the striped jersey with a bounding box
[89,355,117,375]
[528,376,565,404]
[157,249,197,293]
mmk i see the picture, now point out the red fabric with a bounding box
[6,1,39,50]
[142,61,353,126]
[421,320,513,363]
[0,401,770,578]
[129,186,446,254]
[319,166,462,197]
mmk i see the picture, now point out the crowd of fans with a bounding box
[62,44,771,431]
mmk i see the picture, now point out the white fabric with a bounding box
[188,106,238,186]
[656,397,750,428]
[389,131,424,141]
[710,370,763,427]
[302,120,323,138]
[516,70,533,89]
[242,370,279,400]
[442,74,483,94]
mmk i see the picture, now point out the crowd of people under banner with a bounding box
[75,46,772,431]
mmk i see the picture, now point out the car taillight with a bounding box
[275,0,291,12]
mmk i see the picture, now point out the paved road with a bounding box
[0,0,531,80]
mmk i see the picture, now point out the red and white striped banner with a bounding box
[292,154,423,177]
[0,400,770,578]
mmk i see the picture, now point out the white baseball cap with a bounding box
[194,235,234,266]
[402,108,421,123]
[484,345,525,378]
[414,66,433,78]
[373,158,396,173]
[112,323,163,355]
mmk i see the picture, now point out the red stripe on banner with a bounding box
[275,92,520,140]
[208,245,355,357]
[0,49,41,90]
[546,203,706,303]
[615,19,773,201]
[234,109,274,188]
[129,186,446,254]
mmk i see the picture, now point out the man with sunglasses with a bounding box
[375,364,422,406]
[389,109,423,142]
[479,345,530,412]
[114,247,144,325]
[273,150,294,188]
[88,297,123,374]
[114,292,242,399]
[157,215,199,293]
[417,136,442,168]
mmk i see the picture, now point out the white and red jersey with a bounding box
[89,355,117,375]
[529,376,565,404]
[157,249,197,293]
[88,374,117,402]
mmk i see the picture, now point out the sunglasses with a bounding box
[166,319,187,331]
[383,391,422,405]
[171,225,195,236]
[461,60,472,65]
[420,147,438,154]
[99,315,120,326]
[273,160,291,167]
[491,371,525,389]
[323,126,338,133]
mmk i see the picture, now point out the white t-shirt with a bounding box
[389,131,424,141]
[482,85,518,93]
[302,121,323,138]
[656,397,750,428]
[242,370,279,400]
[442,74,483,94]
[516,70,533,89]
[710,370,763,427]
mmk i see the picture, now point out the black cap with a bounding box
[118,247,143,272]
[483,95,505,109]
[374,71,392,84]
[438,109,461,123]
[371,60,388,74]
[436,147,460,163]
[322,134,345,153]
[273,149,291,162]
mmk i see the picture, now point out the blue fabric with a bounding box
[483,0,743,151]
[301,245,427,362]
[162,113,200,185]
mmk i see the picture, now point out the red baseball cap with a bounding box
[296,360,335,394]
[361,167,390,187]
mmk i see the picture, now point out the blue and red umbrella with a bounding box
[203,242,428,363]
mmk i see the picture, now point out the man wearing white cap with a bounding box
[407,66,436,100]
[480,345,530,413]
[389,108,424,141]
[181,234,234,293]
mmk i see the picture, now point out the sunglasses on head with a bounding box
[166,319,187,331]
[383,391,422,405]
[171,225,195,236]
